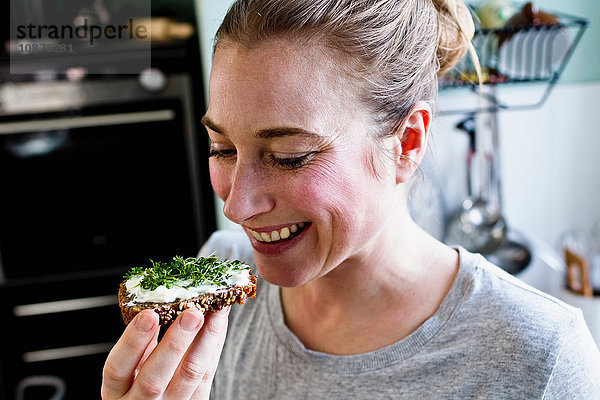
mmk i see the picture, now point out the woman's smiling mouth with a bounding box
[248,222,307,243]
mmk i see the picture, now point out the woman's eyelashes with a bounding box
[207,148,236,159]
[208,147,318,170]
[268,152,317,170]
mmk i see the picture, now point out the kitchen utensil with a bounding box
[446,92,532,273]
[487,239,532,275]
[445,111,507,254]
[565,247,593,297]
[495,2,568,79]
[16,375,66,400]
[497,27,570,79]
[446,196,507,254]
[560,230,595,296]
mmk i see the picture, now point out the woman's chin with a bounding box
[255,261,315,288]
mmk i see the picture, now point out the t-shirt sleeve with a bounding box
[542,309,600,399]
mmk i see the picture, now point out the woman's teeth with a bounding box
[250,222,305,243]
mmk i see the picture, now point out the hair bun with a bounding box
[433,0,475,75]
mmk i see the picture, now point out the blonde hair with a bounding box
[215,0,477,137]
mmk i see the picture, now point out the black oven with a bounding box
[0,71,215,399]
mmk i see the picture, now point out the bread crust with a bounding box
[118,272,257,326]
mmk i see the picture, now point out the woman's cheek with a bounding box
[209,160,232,202]
[305,156,362,195]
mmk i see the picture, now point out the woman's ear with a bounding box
[394,101,431,184]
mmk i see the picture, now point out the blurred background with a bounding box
[0,0,598,398]
[199,0,600,254]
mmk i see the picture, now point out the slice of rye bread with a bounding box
[118,273,257,326]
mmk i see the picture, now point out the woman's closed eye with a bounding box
[208,147,236,159]
[268,152,317,170]
[208,146,318,171]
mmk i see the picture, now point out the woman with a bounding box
[102,0,600,398]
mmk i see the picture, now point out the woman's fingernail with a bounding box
[180,309,203,332]
[136,311,156,333]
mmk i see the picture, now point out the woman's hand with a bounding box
[101,307,229,400]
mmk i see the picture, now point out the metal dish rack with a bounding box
[439,8,588,114]
[439,6,588,273]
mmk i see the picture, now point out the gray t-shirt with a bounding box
[199,230,600,399]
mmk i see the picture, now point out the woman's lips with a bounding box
[246,223,311,255]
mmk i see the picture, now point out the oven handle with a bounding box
[16,375,66,400]
[13,294,117,317]
[22,342,115,363]
[0,109,175,135]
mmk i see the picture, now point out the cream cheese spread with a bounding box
[125,268,252,304]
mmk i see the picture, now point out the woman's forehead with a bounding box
[207,40,360,136]
[212,39,336,82]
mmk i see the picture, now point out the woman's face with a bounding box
[203,40,400,287]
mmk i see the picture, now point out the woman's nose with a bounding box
[222,161,275,224]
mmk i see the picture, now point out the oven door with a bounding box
[0,272,123,400]
[0,74,215,399]
[0,95,207,280]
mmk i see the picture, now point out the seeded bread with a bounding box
[118,273,257,326]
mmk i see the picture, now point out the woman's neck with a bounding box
[280,216,459,355]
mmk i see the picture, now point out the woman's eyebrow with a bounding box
[201,115,324,140]
[201,116,226,135]
[254,127,323,139]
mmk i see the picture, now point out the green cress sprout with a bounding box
[124,255,249,291]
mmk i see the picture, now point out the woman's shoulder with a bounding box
[456,246,578,326]
[452,247,587,356]
[439,248,600,394]
[450,248,582,345]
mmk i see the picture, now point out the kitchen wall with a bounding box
[194,0,599,249]
[434,82,600,248]
[195,0,232,102]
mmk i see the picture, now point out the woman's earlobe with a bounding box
[396,154,419,184]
